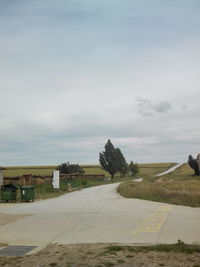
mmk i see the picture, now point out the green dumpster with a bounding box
[0,184,18,202]
[20,186,35,202]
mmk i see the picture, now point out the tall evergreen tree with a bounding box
[115,148,128,176]
[99,139,118,178]
[99,139,127,178]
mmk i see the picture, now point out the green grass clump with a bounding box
[104,240,200,254]
[104,245,125,252]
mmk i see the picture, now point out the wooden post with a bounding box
[22,174,32,186]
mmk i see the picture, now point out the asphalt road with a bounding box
[0,183,200,248]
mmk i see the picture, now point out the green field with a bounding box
[2,162,176,177]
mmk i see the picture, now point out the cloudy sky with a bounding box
[0,0,200,166]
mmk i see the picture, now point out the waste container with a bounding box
[20,186,35,202]
[0,184,18,202]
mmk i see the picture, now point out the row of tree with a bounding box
[58,139,139,178]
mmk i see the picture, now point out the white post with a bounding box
[52,170,60,189]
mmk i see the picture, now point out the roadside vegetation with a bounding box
[1,161,177,201]
[12,178,113,201]
[0,241,200,267]
[104,240,200,254]
[1,159,181,202]
[118,163,200,207]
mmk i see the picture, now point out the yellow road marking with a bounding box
[133,205,173,235]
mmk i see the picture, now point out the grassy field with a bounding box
[2,162,175,177]
[2,165,108,177]
[2,166,57,177]
[136,162,176,177]
[154,163,195,181]
[117,163,200,207]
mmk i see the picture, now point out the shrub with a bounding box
[57,162,84,174]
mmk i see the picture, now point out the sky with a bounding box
[0,0,200,166]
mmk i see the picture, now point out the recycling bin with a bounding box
[20,186,35,202]
[0,184,18,202]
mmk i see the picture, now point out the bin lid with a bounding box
[3,184,18,189]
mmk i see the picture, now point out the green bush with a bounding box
[57,162,84,174]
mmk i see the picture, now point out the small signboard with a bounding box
[52,170,59,189]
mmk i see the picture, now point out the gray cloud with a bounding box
[137,97,172,117]
[182,104,188,110]
[153,101,172,113]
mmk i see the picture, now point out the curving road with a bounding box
[0,182,200,248]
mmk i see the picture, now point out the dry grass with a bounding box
[3,165,109,177]
[138,162,176,177]
[117,179,200,207]
[158,163,196,181]
[0,242,200,267]
[2,166,57,177]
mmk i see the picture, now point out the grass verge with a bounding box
[117,180,200,207]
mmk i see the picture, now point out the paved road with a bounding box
[0,183,200,248]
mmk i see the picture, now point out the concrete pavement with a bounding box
[0,183,200,247]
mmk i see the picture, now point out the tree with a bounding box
[57,162,84,174]
[115,148,128,176]
[188,155,199,176]
[99,139,127,178]
[129,161,139,176]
